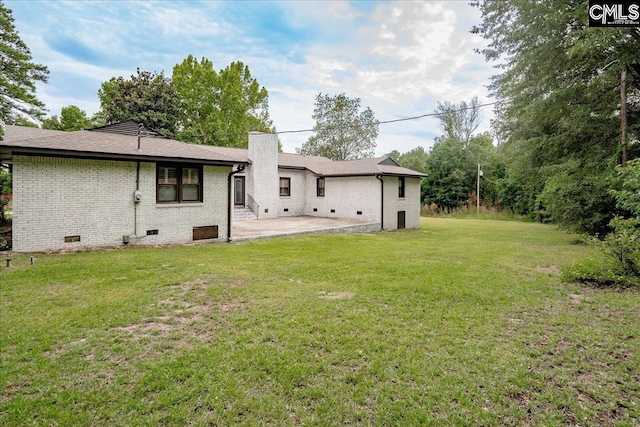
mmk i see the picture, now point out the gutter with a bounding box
[227,164,246,242]
[375,174,384,230]
[4,148,246,167]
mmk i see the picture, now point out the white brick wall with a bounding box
[278,169,307,216]
[12,156,230,252]
[382,176,421,230]
[305,175,381,224]
[247,132,279,218]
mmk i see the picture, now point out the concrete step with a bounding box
[233,207,257,221]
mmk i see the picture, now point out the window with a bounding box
[317,177,325,197]
[157,164,202,203]
[279,177,290,197]
[398,176,405,198]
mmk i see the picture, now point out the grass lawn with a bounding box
[1,218,639,426]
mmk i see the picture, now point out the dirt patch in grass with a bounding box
[48,277,245,362]
[318,291,355,300]
[567,293,586,304]
[501,296,639,425]
[534,265,561,276]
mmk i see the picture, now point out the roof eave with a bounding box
[2,147,247,166]
[320,172,427,178]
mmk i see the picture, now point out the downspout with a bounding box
[133,124,143,238]
[134,162,140,236]
[227,164,246,242]
[376,174,384,230]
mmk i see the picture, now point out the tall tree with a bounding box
[216,61,273,147]
[423,132,501,210]
[422,137,469,210]
[42,105,92,131]
[97,69,179,137]
[0,1,49,137]
[172,55,219,144]
[172,57,273,147]
[297,93,379,160]
[471,0,640,233]
[434,96,482,145]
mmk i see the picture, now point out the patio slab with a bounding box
[231,216,380,242]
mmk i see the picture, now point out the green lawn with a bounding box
[1,218,638,426]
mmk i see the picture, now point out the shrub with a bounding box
[562,254,638,287]
[566,160,640,287]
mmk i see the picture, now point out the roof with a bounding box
[1,124,426,177]
[312,156,427,178]
[1,125,247,165]
[278,153,333,170]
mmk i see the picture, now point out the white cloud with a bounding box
[9,0,496,155]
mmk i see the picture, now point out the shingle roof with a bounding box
[278,153,333,170]
[313,156,427,177]
[1,125,426,177]
[1,125,247,165]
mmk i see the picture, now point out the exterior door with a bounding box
[234,176,245,206]
[397,211,406,230]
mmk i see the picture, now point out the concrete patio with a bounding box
[231,216,380,242]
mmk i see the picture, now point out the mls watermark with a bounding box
[589,1,640,27]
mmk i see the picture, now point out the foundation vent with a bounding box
[193,225,218,241]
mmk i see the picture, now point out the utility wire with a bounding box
[163,99,504,140]
[276,100,503,135]
[481,175,499,185]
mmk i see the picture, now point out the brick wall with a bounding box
[382,176,421,230]
[305,175,381,224]
[278,169,307,216]
[12,156,230,252]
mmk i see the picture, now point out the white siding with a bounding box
[12,156,230,252]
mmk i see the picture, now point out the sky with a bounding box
[8,0,496,155]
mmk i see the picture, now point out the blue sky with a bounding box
[8,0,495,155]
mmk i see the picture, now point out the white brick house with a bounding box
[1,123,425,252]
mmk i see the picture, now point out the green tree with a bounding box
[0,1,49,136]
[398,147,429,173]
[471,0,640,233]
[216,61,273,147]
[422,137,469,210]
[172,57,273,147]
[97,69,179,137]
[297,93,378,160]
[41,115,61,130]
[42,105,92,131]
[422,133,501,210]
[385,147,429,173]
[172,55,219,144]
[434,96,482,145]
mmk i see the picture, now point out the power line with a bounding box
[276,100,503,135]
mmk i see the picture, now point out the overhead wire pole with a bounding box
[621,68,627,167]
[477,163,481,217]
